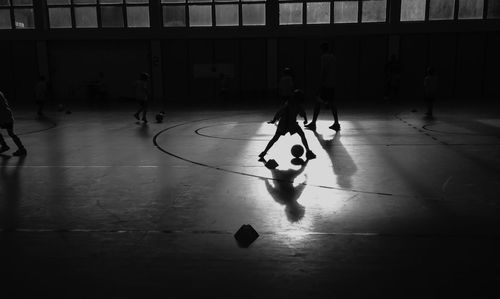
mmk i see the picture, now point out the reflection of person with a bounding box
[424,67,438,118]
[305,42,340,132]
[35,76,48,117]
[264,160,309,223]
[1,154,24,230]
[259,90,316,160]
[0,91,27,156]
[133,72,150,123]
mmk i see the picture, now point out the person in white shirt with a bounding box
[305,43,340,132]
[133,72,150,123]
[0,91,26,156]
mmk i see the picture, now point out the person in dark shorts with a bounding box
[133,72,150,123]
[305,42,340,132]
[0,91,27,156]
[259,89,316,160]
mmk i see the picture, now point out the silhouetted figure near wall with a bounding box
[279,67,294,105]
[133,72,150,123]
[35,76,48,117]
[259,90,316,160]
[384,54,402,102]
[305,43,340,132]
[0,91,27,156]
[263,160,309,222]
[218,73,229,104]
[424,67,438,118]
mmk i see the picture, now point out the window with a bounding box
[279,1,387,25]
[429,0,455,20]
[0,0,35,29]
[361,0,387,23]
[161,0,265,27]
[458,0,484,19]
[489,0,500,18]
[46,0,150,29]
[334,1,358,23]
[400,0,426,21]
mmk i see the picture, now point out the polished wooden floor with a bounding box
[1,103,500,298]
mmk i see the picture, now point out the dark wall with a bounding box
[0,41,37,107]
[48,41,150,104]
[1,32,499,106]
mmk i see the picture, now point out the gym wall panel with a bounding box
[334,36,360,102]
[188,39,215,103]
[0,41,13,104]
[399,35,428,101]
[484,33,500,99]
[240,39,267,101]
[214,39,240,102]
[163,40,189,103]
[304,39,325,103]
[48,41,150,104]
[455,33,485,99]
[428,34,456,100]
[359,36,387,100]
[278,39,306,96]
[11,41,38,105]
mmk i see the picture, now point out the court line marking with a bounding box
[14,117,58,136]
[153,116,440,199]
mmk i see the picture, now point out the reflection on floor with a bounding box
[1,105,500,297]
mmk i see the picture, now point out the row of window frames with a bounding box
[401,0,500,21]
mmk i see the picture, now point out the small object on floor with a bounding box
[329,123,341,131]
[234,224,259,248]
[306,150,316,160]
[12,148,27,156]
[265,159,278,169]
[291,144,304,158]
[305,122,316,131]
[0,145,10,154]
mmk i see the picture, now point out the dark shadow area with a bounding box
[137,123,150,139]
[261,158,309,223]
[1,154,25,231]
[313,131,357,189]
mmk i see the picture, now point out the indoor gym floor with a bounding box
[1,103,500,298]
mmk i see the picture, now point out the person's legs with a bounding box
[297,129,316,159]
[260,133,281,157]
[7,127,25,150]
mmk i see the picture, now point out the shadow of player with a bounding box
[260,157,309,223]
[313,131,357,189]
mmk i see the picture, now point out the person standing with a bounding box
[305,42,340,132]
[133,72,150,123]
[0,91,27,156]
[424,67,438,118]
